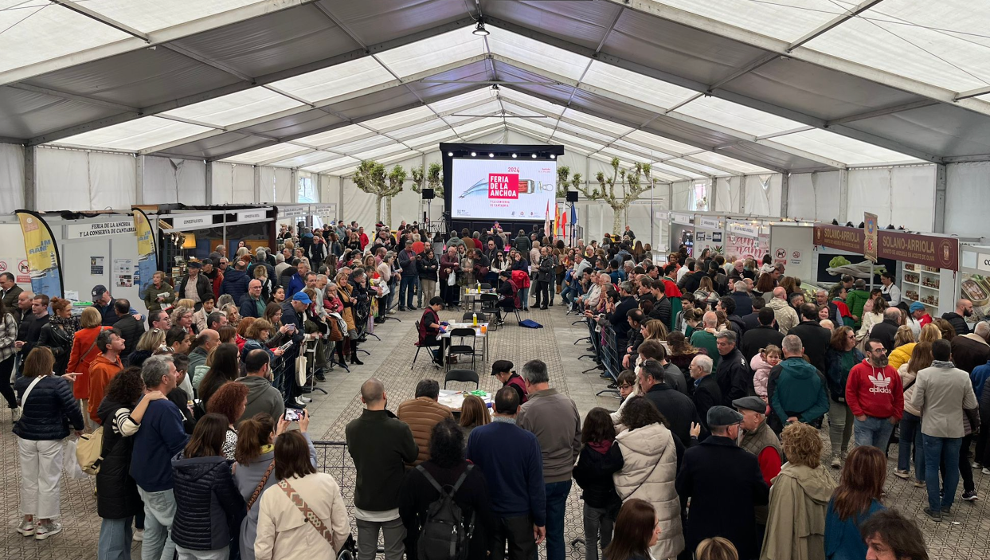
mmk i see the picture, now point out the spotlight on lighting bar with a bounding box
[470,152,477,157]
[489,153,494,158]
[550,154,555,159]
[532,154,537,158]
[447,152,453,156]
[472,20,489,36]
[512,154,517,158]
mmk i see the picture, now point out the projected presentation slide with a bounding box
[450,158,556,220]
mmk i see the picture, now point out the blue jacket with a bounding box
[466,421,546,525]
[770,357,830,426]
[972,360,990,402]
[286,273,305,297]
[239,295,265,320]
[13,375,84,440]
[129,400,189,492]
[825,498,884,560]
[94,299,139,326]
[220,269,251,306]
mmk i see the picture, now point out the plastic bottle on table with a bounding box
[472,312,478,326]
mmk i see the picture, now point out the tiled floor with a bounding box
[1,303,988,559]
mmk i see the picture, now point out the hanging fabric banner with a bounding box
[16,210,63,299]
[133,208,159,305]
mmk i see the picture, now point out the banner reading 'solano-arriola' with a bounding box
[132,208,158,305]
[16,210,63,299]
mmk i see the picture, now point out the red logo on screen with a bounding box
[488,174,519,199]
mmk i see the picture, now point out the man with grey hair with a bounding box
[346,379,418,560]
[869,307,903,353]
[730,279,753,317]
[273,252,289,279]
[607,281,639,344]
[517,360,581,560]
[689,354,721,434]
[766,334,829,433]
[715,330,749,406]
[950,319,990,375]
[131,354,188,560]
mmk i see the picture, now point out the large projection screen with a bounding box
[450,158,556,220]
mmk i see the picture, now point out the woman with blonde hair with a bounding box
[888,323,938,371]
[38,297,75,376]
[65,307,107,426]
[761,422,836,560]
[695,537,739,560]
[127,327,167,368]
[894,340,935,486]
[642,319,668,343]
[458,395,490,441]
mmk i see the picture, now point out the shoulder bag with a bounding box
[276,478,354,558]
[246,461,276,511]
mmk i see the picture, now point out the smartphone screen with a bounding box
[284,408,303,422]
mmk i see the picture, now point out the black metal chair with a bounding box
[411,320,440,369]
[480,294,499,330]
[444,368,479,389]
[479,283,492,290]
[462,312,488,323]
[446,327,478,371]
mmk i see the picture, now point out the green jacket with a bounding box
[771,357,829,425]
[143,281,175,312]
[845,289,871,326]
[690,330,719,369]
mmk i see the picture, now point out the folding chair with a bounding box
[411,320,440,369]
[462,312,489,323]
[446,327,478,371]
[444,368,479,389]
[480,294,499,331]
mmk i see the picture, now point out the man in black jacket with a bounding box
[279,293,309,408]
[740,297,765,332]
[639,358,700,447]
[175,261,212,310]
[717,296,745,339]
[741,307,784,362]
[688,354,722,435]
[112,298,146,358]
[675,406,769,559]
[789,303,832,373]
[608,282,638,342]
[646,279,672,327]
[16,294,49,364]
[943,298,974,336]
[867,307,902,353]
[715,331,751,406]
[730,281,753,318]
[346,378,418,560]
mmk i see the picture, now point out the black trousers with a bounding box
[491,515,537,560]
[534,281,550,308]
[0,356,16,408]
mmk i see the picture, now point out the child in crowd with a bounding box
[573,407,625,560]
[751,345,782,404]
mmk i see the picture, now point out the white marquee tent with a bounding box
[1,0,988,240]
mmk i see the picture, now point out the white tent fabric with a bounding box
[787,171,842,222]
[0,143,24,213]
[945,162,990,239]
[35,147,135,211]
[846,166,935,231]
[143,157,207,205]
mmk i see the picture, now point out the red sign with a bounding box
[814,224,863,254]
[878,230,958,271]
[488,174,519,199]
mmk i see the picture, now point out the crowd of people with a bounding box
[7,219,974,560]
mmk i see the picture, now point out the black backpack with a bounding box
[416,464,475,560]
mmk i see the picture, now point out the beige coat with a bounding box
[396,397,453,465]
[759,463,835,560]
[613,423,684,560]
[254,472,350,560]
[768,298,799,335]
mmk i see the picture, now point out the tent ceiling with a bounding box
[1,0,987,173]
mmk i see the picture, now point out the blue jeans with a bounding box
[519,287,530,310]
[923,435,962,511]
[137,486,177,560]
[399,274,416,308]
[544,480,572,560]
[898,412,925,481]
[853,416,895,449]
[98,516,133,560]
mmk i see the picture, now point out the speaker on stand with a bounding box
[566,191,579,203]
[565,191,578,246]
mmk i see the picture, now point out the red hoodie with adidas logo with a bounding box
[846,358,904,420]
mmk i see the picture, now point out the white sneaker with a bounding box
[294,397,309,406]
[34,521,61,540]
[983,467,990,475]
[16,519,34,536]
[133,528,144,542]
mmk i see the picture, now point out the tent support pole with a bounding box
[933,164,946,233]
[23,146,35,211]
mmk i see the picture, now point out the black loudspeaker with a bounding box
[421,188,435,200]
[566,190,579,202]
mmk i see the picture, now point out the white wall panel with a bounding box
[36,147,89,211]
[0,144,24,213]
[672,181,692,211]
[890,165,936,231]
[212,162,234,204]
[144,157,206,205]
[88,151,135,210]
[714,176,741,213]
[274,168,293,202]
[787,171,840,221]
[259,167,275,203]
[946,162,990,238]
[744,174,781,217]
[233,164,255,204]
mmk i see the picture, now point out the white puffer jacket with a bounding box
[613,423,684,559]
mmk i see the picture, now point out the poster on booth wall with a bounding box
[114,258,134,288]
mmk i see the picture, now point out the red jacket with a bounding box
[846,359,904,420]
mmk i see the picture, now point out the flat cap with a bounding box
[732,396,767,413]
[707,405,743,427]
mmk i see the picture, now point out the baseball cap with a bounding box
[707,405,744,428]
[186,260,202,269]
[291,292,312,305]
[491,360,514,376]
[909,302,925,313]
[91,285,108,299]
[732,396,767,414]
[200,258,213,267]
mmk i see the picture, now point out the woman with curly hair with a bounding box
[206,382,249,460]
[235,317,255,351]
[825,446,886,559]
[171,306,196,336]
[760,422,836,560]
[198,343,240,408]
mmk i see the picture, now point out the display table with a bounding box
[440,322,489,362]
[438,389,492,411]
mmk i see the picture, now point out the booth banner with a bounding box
[278,206,308,219]
[697,216,720,230]
[66,220,135,239]
[133,208,158,303]
[670,212,693,225]
[236,210,267,222]
[878,231,958,271]
[977,253,990,273]
[814,224,863,254]
[864,212,878,263]
[16,210,63,299]
[726,233,768,261]
[727,222,760,238]
[173,214,213,229]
